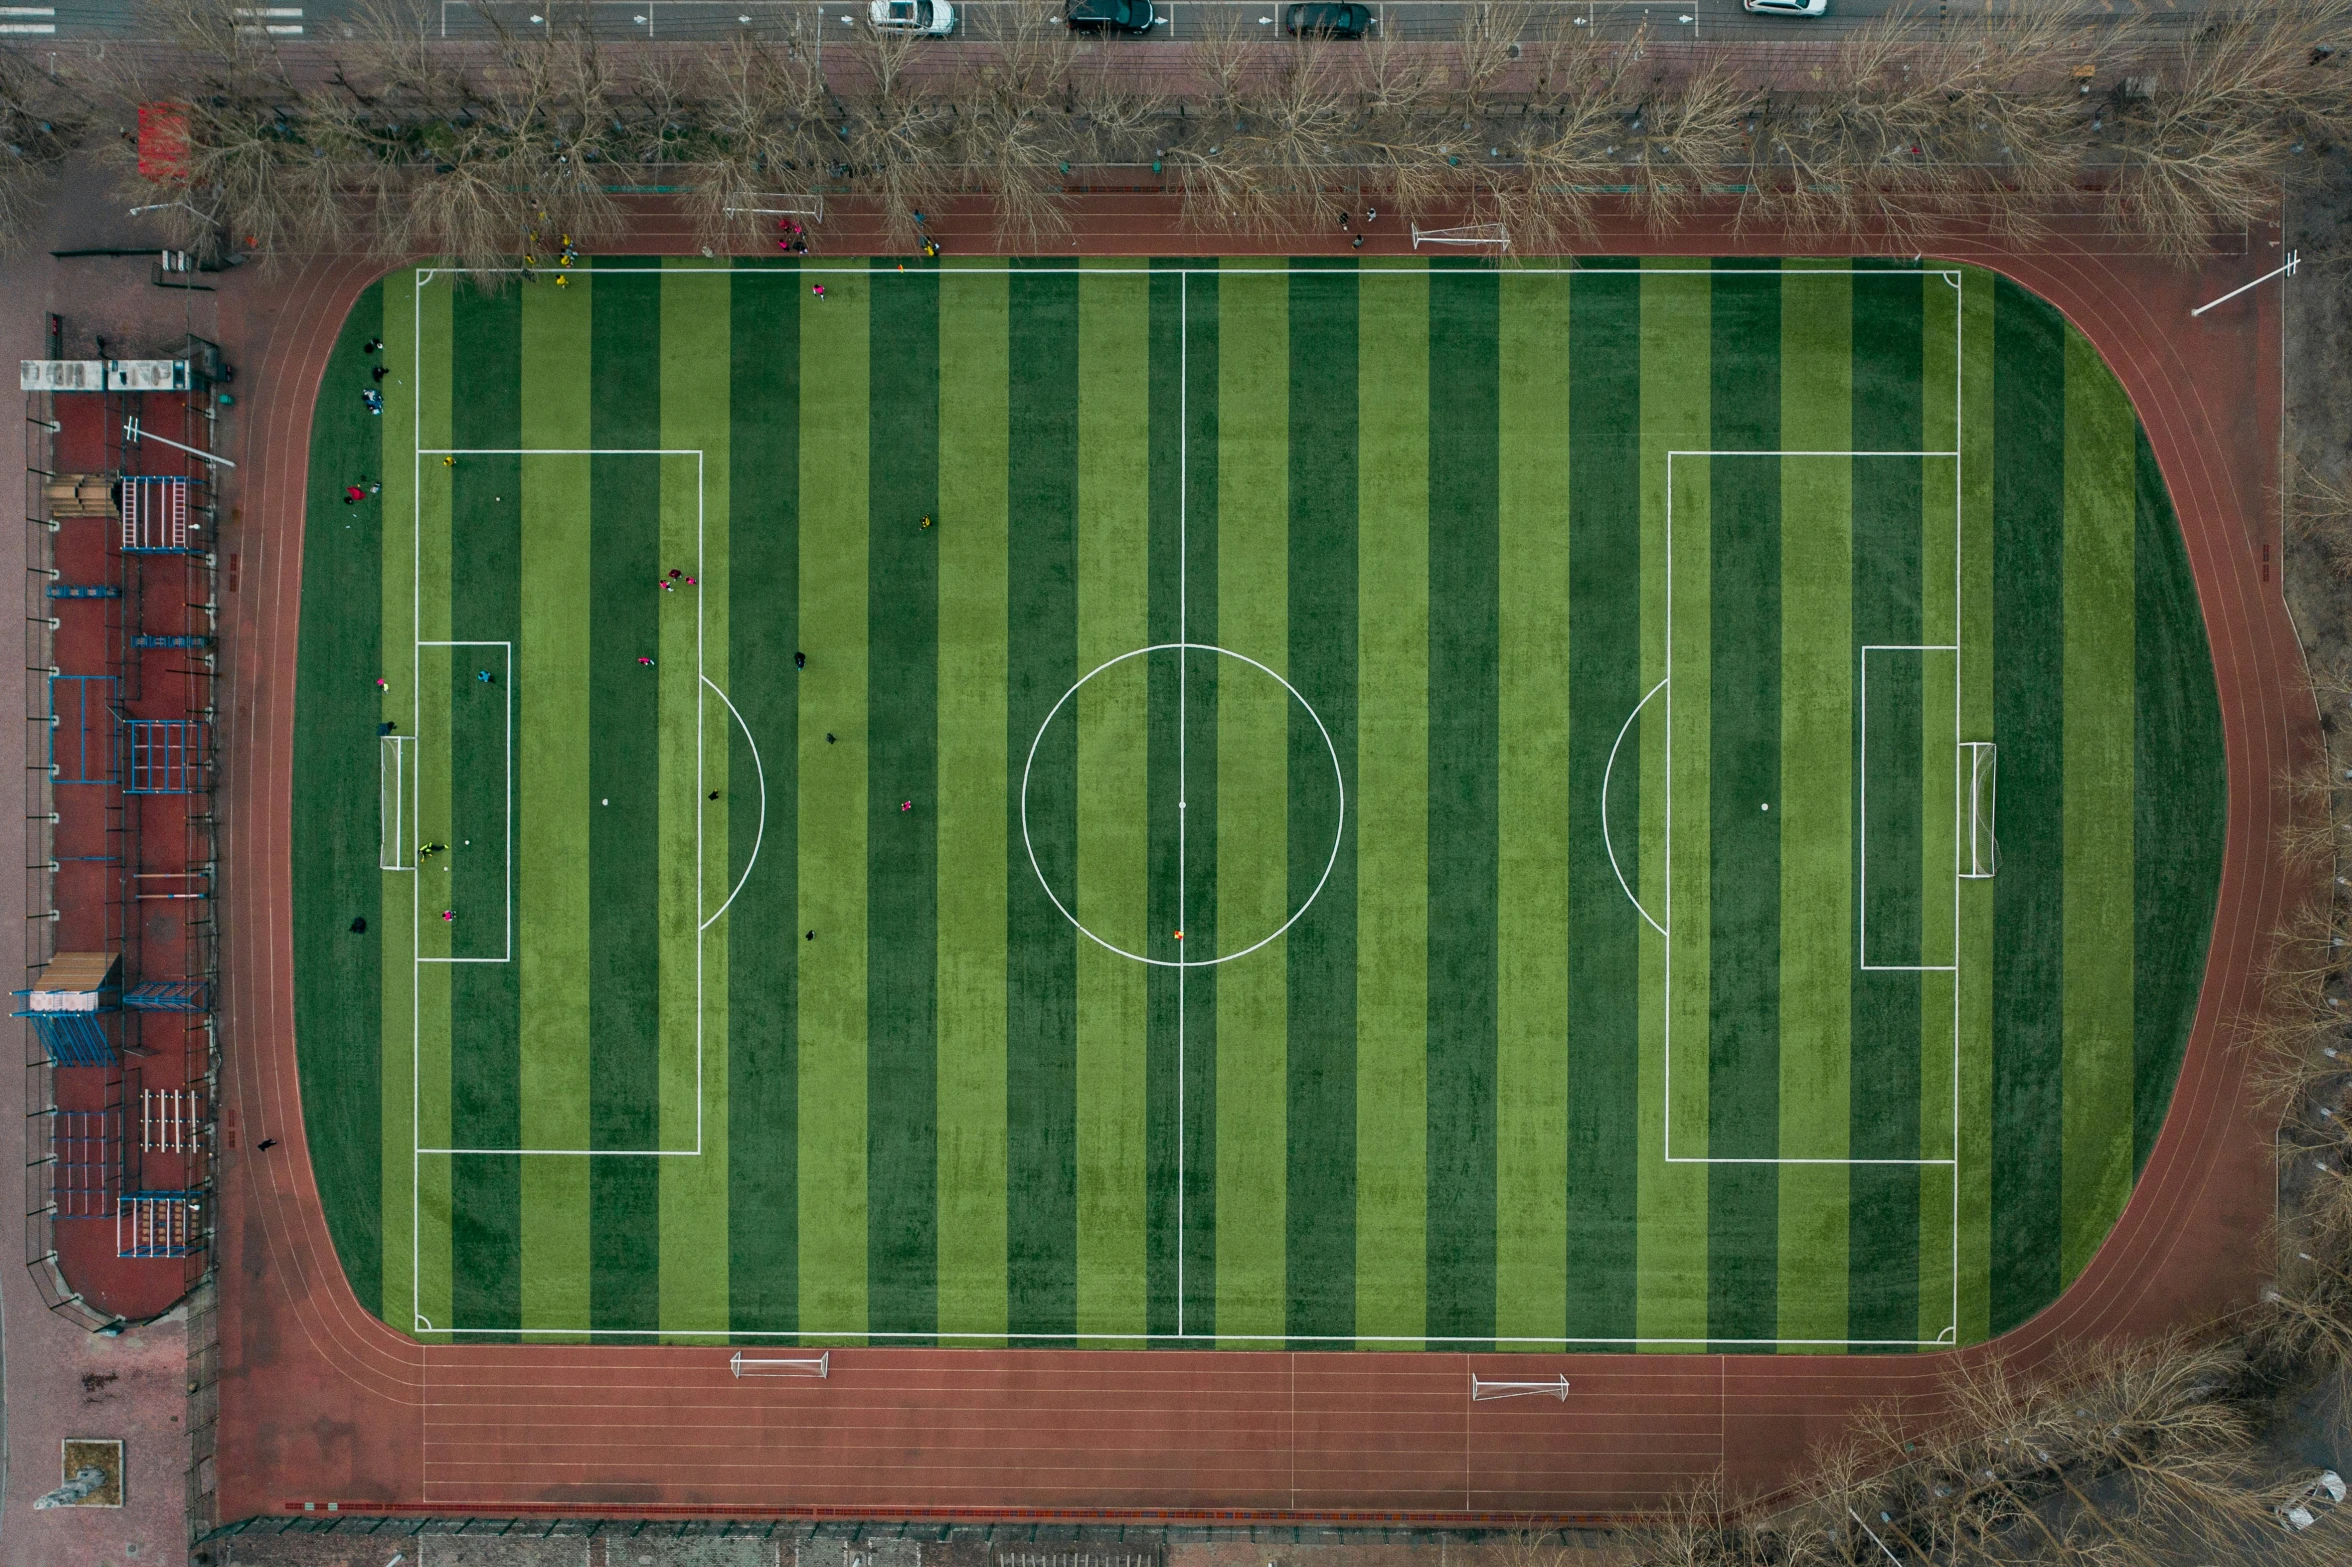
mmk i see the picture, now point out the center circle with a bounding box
[1019,641,1345,969]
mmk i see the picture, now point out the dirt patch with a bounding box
[2284,148,2352,667]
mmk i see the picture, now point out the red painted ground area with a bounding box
[41,384,217,1324]
[208,200,2299,1522]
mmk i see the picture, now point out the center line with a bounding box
[1176,267,1188,1340]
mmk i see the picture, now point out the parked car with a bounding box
[1743,0,1829,14]
[869,0,955,34]
[2278,1469,2345,1532]
[1065,0,1159,33]
[1284,2,1374,38]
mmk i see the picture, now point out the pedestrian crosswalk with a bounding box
[231,5,303,34]
[0,6,56,36]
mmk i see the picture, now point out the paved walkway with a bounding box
[0,161,215,1567]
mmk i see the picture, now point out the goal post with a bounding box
[722,193,826,224]
[1469,1372,1569,1402]
[379,734,413,871]
[1961,741,1998,879]
[730,1349,829,1378]
[1411,222,1509,252]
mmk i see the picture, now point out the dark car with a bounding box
[1065,0,1158,32]
[1284,2,1374,38]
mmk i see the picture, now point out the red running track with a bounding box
[207,202,2302,1524]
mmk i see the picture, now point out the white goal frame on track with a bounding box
[722,192,827,223]
[1470,1374,1570,1402]
[1410,221,1509,251]
[730,1350,829,1378]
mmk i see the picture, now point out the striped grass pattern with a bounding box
[291,256,2224,1352]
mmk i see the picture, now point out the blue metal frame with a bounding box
[48,675,117,785]
[123,980,208,1012]
[122,719,208,794]
[51,1110,120,1219]
[14,1010,115,1066]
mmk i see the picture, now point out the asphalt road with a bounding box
[0,0,2233,46]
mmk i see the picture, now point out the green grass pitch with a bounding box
[291,256,2224,1352]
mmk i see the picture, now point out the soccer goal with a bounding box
[1468,1372,1569,1402]
[722,193,826,224]
[730,1349,829,1378]
[1961,741,1999,879]
[379,733,413,871]
[1411,222,1509,252]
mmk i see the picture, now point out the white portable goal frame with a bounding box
[1469,1372,1570,1402]
[730,1349,829,1378]
[1411,222,1510,252]
[722,193,827,224]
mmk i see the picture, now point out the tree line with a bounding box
[1,0,2348,265]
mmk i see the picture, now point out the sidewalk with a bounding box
[0,149,241,1567]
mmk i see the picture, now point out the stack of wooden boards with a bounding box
[45,475,117,520]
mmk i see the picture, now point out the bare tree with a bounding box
[1735,9,1954,250]
[1620,59,1752,233]
[1493,19,1634,253]
[686,21,840,251]
[2100,2,2352,261]
[1907,5,2090,247]
[2285,445,2352,582]
[1622,1469,1767,1566]
[1230,39,1355,234]
[1448,1,1536,123]
[1816,1333,2348,1567]
[951,1,1078,251]
[1348,32,1454,230]
[2240,992,2352,1121]
[117,0,345,261]
[0,47,86,255]
[115,0,2352,267]
[837,16,957,250]
[1169,6,1297,237]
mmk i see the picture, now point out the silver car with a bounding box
[1744,0,1828,14]
[869,0,956,33]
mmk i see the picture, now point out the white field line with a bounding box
[401,261,1981,1349]
[408,269,767,1332]
[410,639,511,966]
[1650,270,1969,1347]
[1858,642,1960,972]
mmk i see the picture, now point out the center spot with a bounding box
[1020,642,1344,969]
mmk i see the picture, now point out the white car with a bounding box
[869,0,955,33]
[1744,0,1828,14]
[2279,1469,2345,1531]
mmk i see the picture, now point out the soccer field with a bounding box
[292,256,2224,1352]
